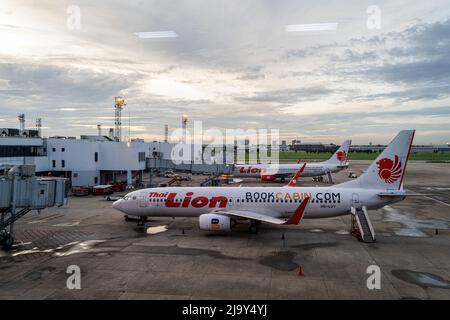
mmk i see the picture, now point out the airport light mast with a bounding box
[35,118,42,137]
[18,114,25,132]
[114,96,126,142]
[182,113,188,144]
[164,124,169,143]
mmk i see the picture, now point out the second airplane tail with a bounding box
[323,140,352,166]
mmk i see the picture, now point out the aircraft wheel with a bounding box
[280,177,286,183]
[249,223,259,234]
[124,215,130,221]
[137,217,147,226]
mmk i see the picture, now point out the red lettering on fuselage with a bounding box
[209,196,228,208]
[182,192,193,208]
[239,166,262,174]
[191,196,209,208]
[165,193,228,208]
[149,192,168,198]
[166,193,179,208]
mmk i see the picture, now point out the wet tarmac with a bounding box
[0,160,449,299]
[260,251,298,271]
[391,270,450,290]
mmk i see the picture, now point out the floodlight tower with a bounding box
[114,96,126,141]
[18,114,25,132]
[181,113,188,144]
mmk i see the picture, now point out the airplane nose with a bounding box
[112,199,123,211]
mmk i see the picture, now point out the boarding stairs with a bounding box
[351,206,376,243]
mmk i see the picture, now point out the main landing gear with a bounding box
[280,177,286,183]
[137,217,148,226]
[249,220,261,234]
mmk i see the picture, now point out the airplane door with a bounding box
[352,193,360,208]
[232,197,242,208]
[139,196,147,208]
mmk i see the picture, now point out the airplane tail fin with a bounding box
[338,130,415,190]
[287,163,306,187]
[324,140,351,165]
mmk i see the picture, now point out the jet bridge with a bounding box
[0,165,69,249]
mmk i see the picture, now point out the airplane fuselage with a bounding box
[113,186,402,219]
[233,163,347,178]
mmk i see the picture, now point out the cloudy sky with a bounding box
[1,0,450,144]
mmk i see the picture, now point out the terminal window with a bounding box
[0,146,41,157]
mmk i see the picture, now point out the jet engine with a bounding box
[199,213,231,231]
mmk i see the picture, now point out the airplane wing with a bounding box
[213,197,309,225]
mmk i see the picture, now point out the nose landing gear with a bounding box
[249,220,261,234]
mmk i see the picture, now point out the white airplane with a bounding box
[233,140,351,183]
[113,130,415,236]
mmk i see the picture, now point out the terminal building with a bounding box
[290,140,338,153]
[0,112,232,187]
[0,132,176,187]
[350,144,450,153]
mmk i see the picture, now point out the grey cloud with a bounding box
[0,63,132,103]
[343,20,450,82]
[234,66,266,80]
[235,86,333,104]
[350,85,450,103]
[2,1,450,143]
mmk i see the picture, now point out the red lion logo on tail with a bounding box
[336,151,347,162]
[376,155,402,183]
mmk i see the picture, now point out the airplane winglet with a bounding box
[287,163,306,187]
[285,197,310,225]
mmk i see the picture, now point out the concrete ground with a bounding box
[0,160,449,300]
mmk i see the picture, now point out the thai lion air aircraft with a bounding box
[233,140,351,182]
[113,131,414,234]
